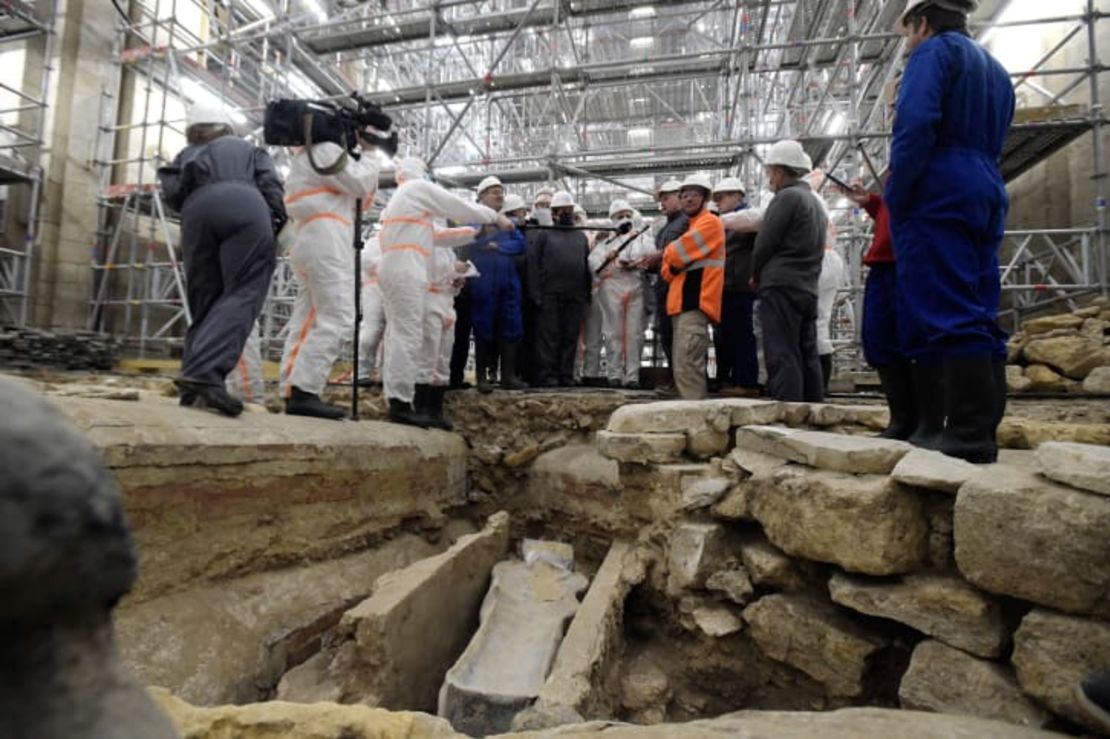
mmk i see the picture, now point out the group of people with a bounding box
[158,0,1014,464]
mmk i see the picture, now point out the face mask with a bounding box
[615,217,633,234]
[533,207,553,227]
[557,211,575,226]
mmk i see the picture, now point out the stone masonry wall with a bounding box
[596,398,1110,734]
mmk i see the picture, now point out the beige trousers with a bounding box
[671,310,709,400]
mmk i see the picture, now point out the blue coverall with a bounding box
[885,31,1014,363]
[468,226,526,344]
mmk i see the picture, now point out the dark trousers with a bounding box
[819,353,832,391]
[715,290,758,388]
[758,286,824,402]
[537,292,587,385]
[449,282,473,385]
[180,183,276,387]
[653,275,673,368]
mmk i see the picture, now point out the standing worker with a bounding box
[468,177,528,393]
[529,191,592,387]
[378,158,511,426]
[577,222,607,387]
[592,199,653,388]
[659,175,725,400]
[711,177,759,395]
[888,0,1014,463]
[356,234,385,387]
[751,140,827,403]
[279,136,379,419]
[636,179,689,393]
[158,104,286,417]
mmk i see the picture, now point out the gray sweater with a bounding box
[751,180,826,297]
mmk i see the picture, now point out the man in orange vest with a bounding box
[660,174,726,399]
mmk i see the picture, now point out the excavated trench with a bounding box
[26,373,1110,736]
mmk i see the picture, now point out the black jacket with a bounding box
[722,206,757,293]
[526,227,591,302]
[751,180,826,297]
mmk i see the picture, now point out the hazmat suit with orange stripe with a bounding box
[379,159,502,411]
[419,227,476,387]
[356,235,385,383]
[279,143,379,404]
[225,322,264,403]
[591,211,654,387]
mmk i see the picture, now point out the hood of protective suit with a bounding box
[395,157,427,184]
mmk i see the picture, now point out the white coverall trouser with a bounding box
[416,246,469,386]
[379,179,496,403]
[225,323,264,403]
[279,143,378,398]
[357,237,385,381]
[593,229,654,386]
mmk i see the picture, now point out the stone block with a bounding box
[742,594,887,698]
[1082,366,1110,394]
[709,481,757,521]
[685,426,730,459]
[808,404,889,430]
[778,430,912,475]
[997,417,1110,448]
[1006,365,1033,393]
[327,512,510,711]
[734,425,806,462]
[829,572,1006,658]
[679,476,731,511]
[521,539,575,570]
[667,522,729,593]
[596,430,687,464]
[688,601,744,638]
[619,463,711,522]
[751,469,927,575]
[899,641,1049,728]
[780,402,814,425]
[438,555,588,735]
[954,466,1110,617]
[1023,364,1073,392]
[724,448,789,478]
[1034,441,1110,496]
[1079,317,1109,341]
[739,532,806,591]
[1023,335,1110,379]
[1022,313,1084,335]
[606,400,730,434]
[1012,608,1110,732]
[719,398,784,427]
[891,448,979,494]
[619,654,671,723]
[706,568,755,605]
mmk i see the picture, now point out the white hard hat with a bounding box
[550,190,575,208]
[396,157,427,183]
[501,194,527,213]
[477,176,503,195]
[679,174,713,193]
[896,0,977,32]
[713,176,747,195]
[609,199,633,218]
[186,103,236,129]
[765,140,813,174]
[535,186,556,199]
[573,204,586,216]
[657,179,683,194]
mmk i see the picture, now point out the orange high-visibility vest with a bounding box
[661,209,726,323]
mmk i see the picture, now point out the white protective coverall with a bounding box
[280,142,379,397]
[379,160,499,403]
[356,235,385,382]
[417,227,475,386]
[225,322,264,403]
[817,247,847,356]
[591,213,655,386]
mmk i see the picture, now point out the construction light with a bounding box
[630,36,654,49]
[629,6,655,19]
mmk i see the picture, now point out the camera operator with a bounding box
[158,104,286,417]
[278,129,381,420]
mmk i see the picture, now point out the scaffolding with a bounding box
[0,0,56,326]
[86,0,1107,363]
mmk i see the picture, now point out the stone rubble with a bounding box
[595,430,686,465]
[1006,300,1110,394]
[1033,440,1110,496]
[705,568,755,606]
[678,476,731,511]
[891,448,980,494]
[666,522,729,594]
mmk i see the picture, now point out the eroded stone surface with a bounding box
[596,430,687,464]
[742,594,887,698]
[666,523,729,593]
[1006,365,1034,393]
[720,398,784,427]
[808,404,889,430]
[997,417,1110,449]
[891,449,980,494]
[606,401,730,434]
[1082,366,1110,394]
[1012,609,1110,732]
[779,430,912,475]
[679,477,731,511]
[734,425,805,461]
[689,601,744,637]
[1023,364,1074,393]
[954,466,1110,617]
[1022,313,1085,335]
[751,469,927,575]
[619,655,671,724]
[829,572,1006,658]
[899,641,1049,728]
[706,568,755,606]
[1023,335,1110,379]
[1034,441,1110,496]
[739,533,806,591]
[684,426,730,460]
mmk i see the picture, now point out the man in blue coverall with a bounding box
[468,177,528,393]
[887,0,1014,464]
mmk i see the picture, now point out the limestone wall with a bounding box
[596,399,1110,733]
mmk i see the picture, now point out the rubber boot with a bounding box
[285,386,345,420]
[413,384,432,416]
[907,362,945,449]
[175,378,243,417]
[936,354,999,464]
[499,342,527,390]
[876,362,917,440]
[426,386,454,431]
[476,341,495,394]
[387,397,433,428]
[992,355,1008,430]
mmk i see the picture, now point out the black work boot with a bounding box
[907,362,945,449]
[413,383,432,416]
[387,397,433,428]
[475,341,495,394]
[936,354,999,464]
[499,342,527,390]
[876,362,917,440]
[992,355,1008,430]
[1077,669,1110,734]
[285,386,345,420]
[426,386,454,431]
[175,378,243,417]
